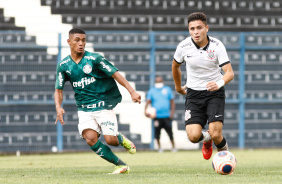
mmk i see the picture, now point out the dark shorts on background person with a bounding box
[184,87,225,128]
[154,118,173,140]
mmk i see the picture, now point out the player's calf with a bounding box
[118,133,136,154]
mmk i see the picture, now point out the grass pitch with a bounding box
[0,149,282,184]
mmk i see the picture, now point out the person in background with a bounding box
[145,76,176,153]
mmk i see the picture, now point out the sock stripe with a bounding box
[197,133,204,143]
[215,137,227,149]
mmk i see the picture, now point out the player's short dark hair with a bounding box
[187,12,207,25]
[69,28,86,35]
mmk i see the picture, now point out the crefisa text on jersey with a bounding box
[73,77,96,89]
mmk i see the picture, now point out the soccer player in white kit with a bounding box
[172,12,235,160]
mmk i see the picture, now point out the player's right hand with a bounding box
[175,85,187,95]
[131,91,141,104]
[55,106,66,125]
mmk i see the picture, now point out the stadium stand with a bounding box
[0,8,24,30]
[40,0,282,31]
[1,0,282,153]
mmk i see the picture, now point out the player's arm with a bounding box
[54,89,65,125]
[144,99,152,117]
[170,99,175,119]
[221,63,234,85]
[206,63,234,91]
[172,59,186,95]
[54,64,67,125]
[112,71,141,104]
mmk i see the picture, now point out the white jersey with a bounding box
[174,36,230,90]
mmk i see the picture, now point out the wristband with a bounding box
[216,79,225,89]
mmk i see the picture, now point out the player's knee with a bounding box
[85,137,98,147]
[104,135,119,146]
[188,134,200,143]
[210,131,222,142]
[82,130,99,146]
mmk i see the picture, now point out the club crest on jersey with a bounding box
[207,50,216,60]
[83,63,92,74]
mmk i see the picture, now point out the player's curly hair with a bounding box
[187,12,207,25]
[69,28,86,35]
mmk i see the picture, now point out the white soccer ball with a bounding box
[51,146,58,153]
[212,151,237,175]
[145,107,156,119]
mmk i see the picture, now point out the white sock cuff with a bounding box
[202,131,211,142]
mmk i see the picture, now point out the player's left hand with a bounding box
[131,91,141,104]
[206,81,219,91]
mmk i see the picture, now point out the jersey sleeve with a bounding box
[173,45,184,64]
[146,89,152,100]
[55,64,67,90]
[217,42,230,67]
[96,55,118,77]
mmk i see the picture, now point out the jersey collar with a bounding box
[70,51,86,65]
[191,35,210,51]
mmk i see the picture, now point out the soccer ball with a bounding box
[212,151,236,175]
[145,107,156,119]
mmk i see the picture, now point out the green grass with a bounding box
[1,149,282,184]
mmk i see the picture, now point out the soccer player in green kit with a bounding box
[54,28,141,174]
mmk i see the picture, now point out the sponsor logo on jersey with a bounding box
[181,41,192,48]
[81,101,105,108]
[207,50,216,60]
[58,72,63,86]
[210,38,219,46]
[83,63,92,74]
[84,56,96,60]
[60,58,70,66]
[100,61,112,72]
[72,77,96,88]
[161,88,168,95]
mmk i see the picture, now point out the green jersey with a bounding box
[55,50,122,112]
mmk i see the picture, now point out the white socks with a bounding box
[202,131,212,142]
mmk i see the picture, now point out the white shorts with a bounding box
[77,109,119,137]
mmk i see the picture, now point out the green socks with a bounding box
[90,140,126,166]
[117,134,124,145]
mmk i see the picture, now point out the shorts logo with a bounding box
[185,110,191,121]
[154,120,159,127]
[83,63,92,74]
[207,50,216,60]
